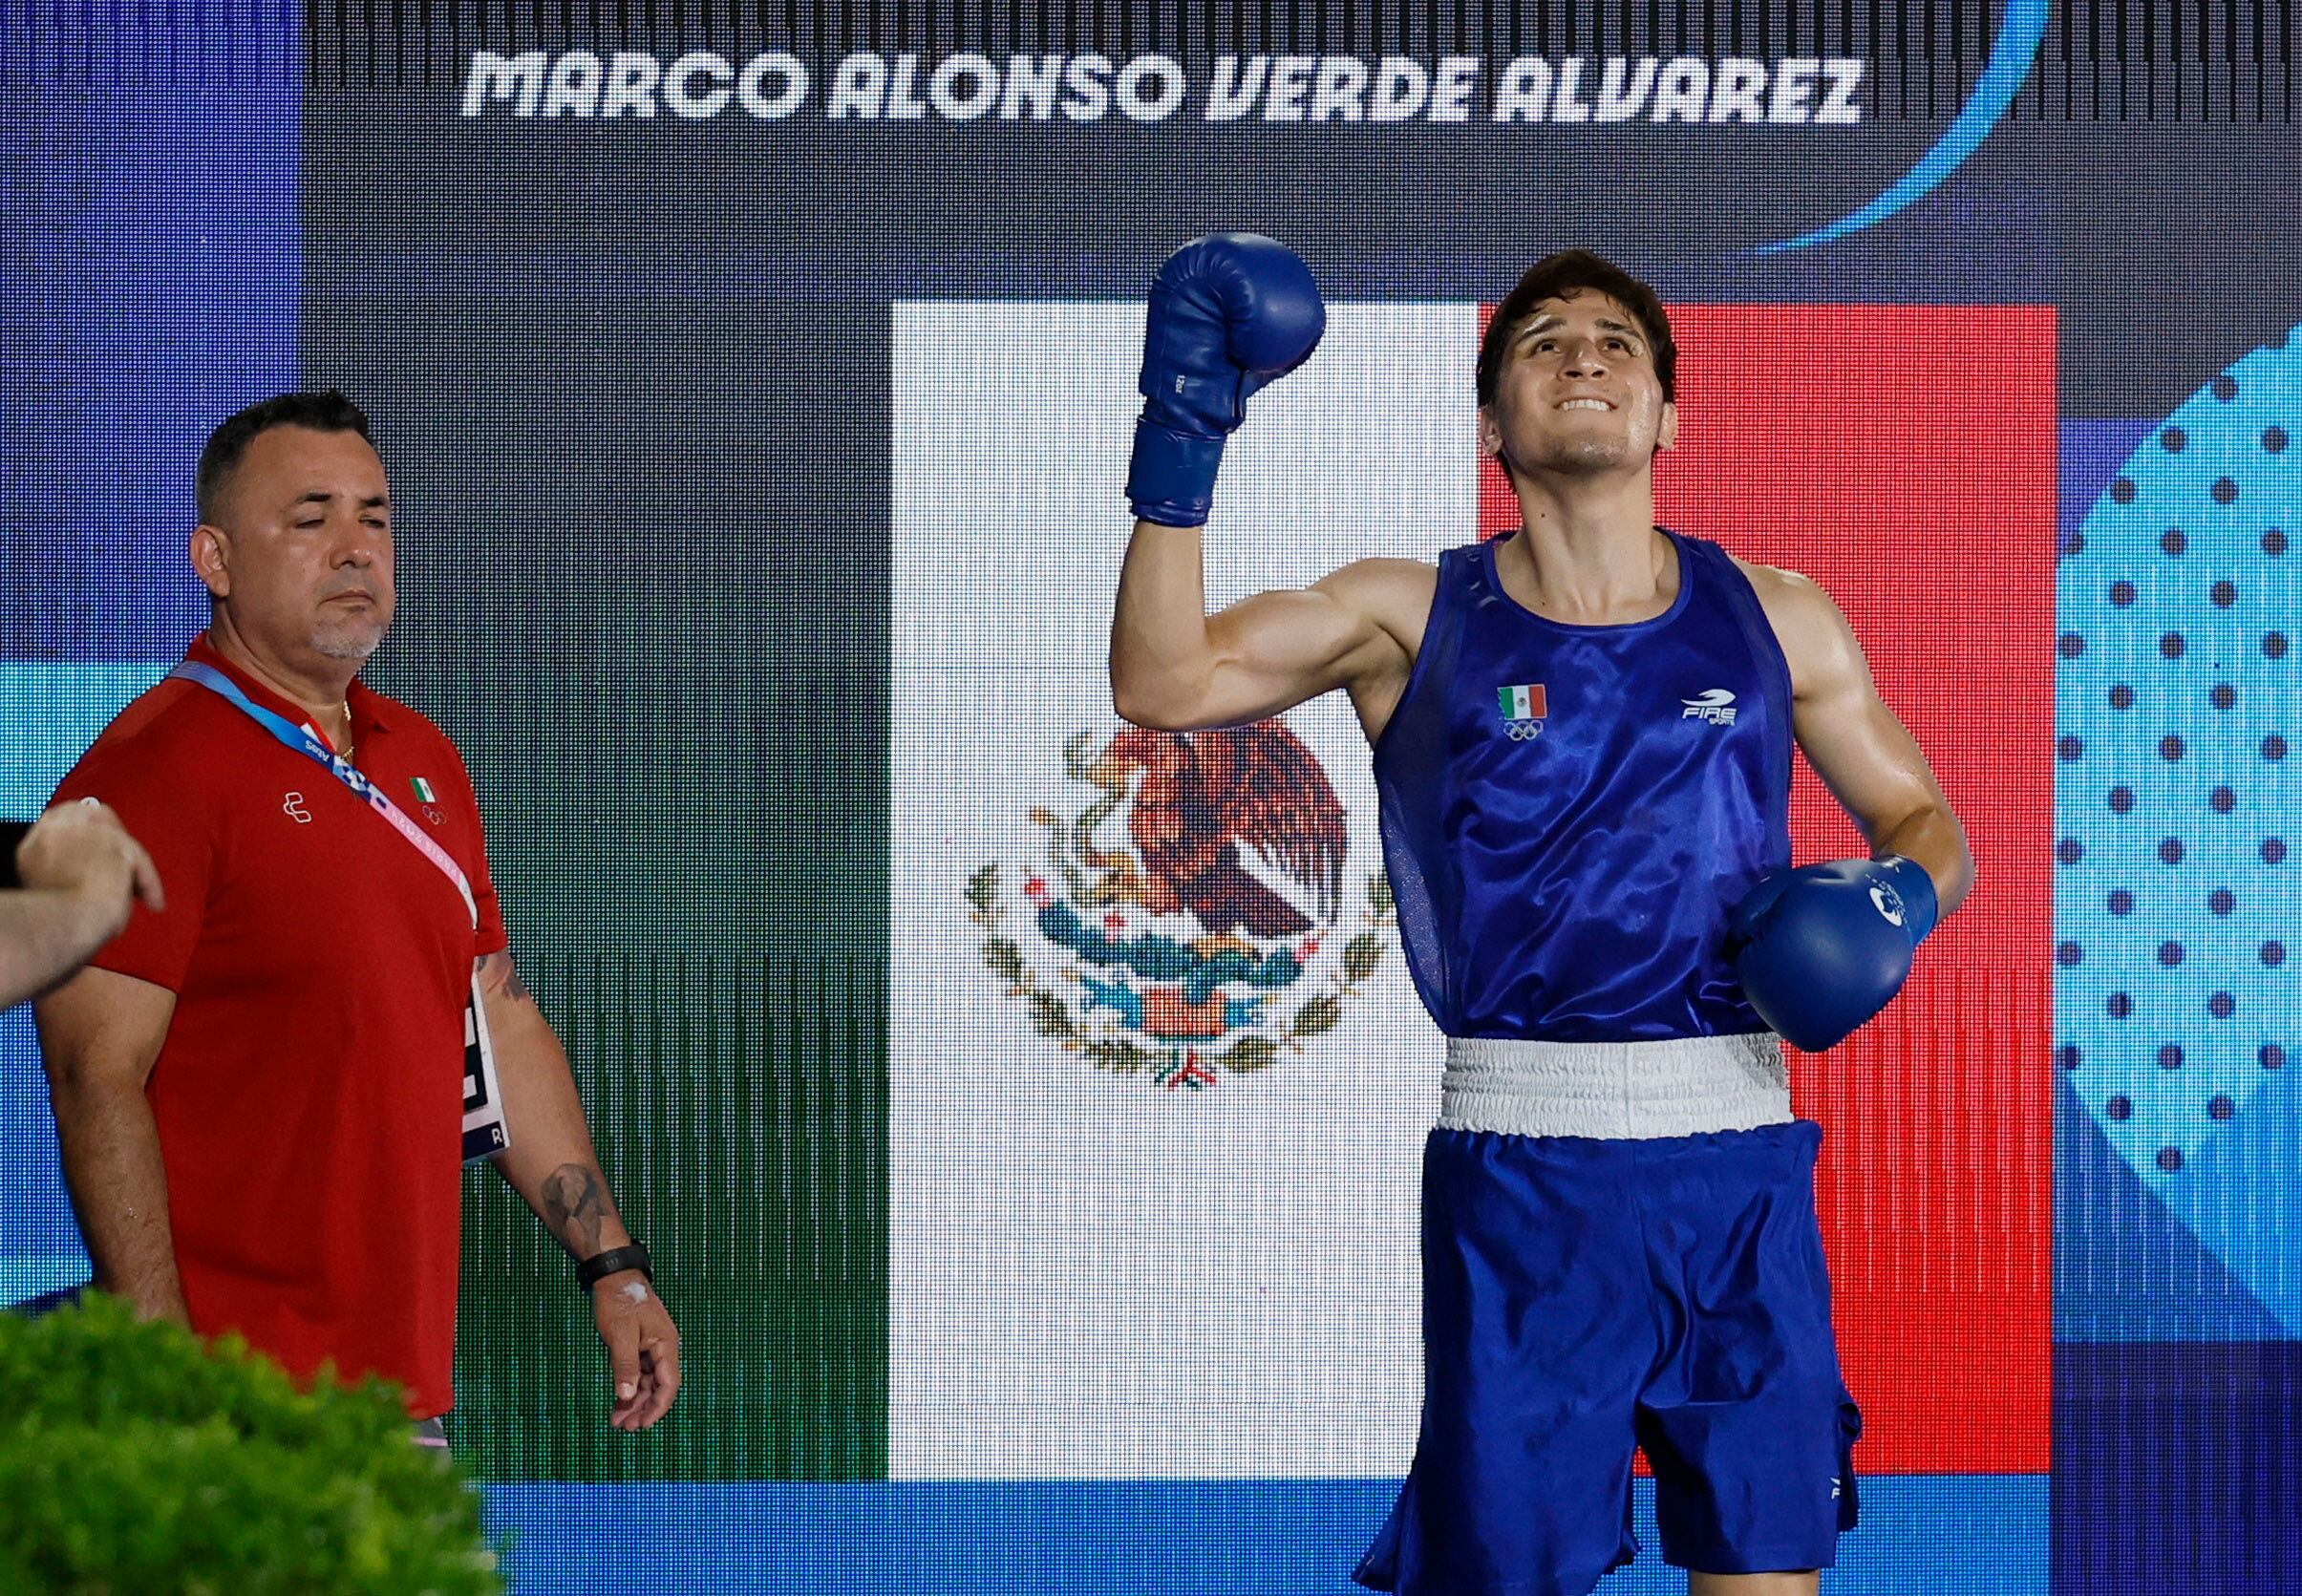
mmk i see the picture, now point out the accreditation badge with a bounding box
[461,977,511,1161]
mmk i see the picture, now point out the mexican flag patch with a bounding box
[1498,683,1547,722]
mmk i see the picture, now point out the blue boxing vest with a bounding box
[1373,528,1792,1042]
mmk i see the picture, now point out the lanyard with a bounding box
[168,661,477,927]
[169,659,510,1161]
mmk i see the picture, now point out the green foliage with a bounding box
[1221,1035,1281,1074]
[1368,870,1395,917]
[1341,933,1386,987]
[964,863,999,916]
[1289,996,1343,1037]
[982,937,1024,985]
[0,1294,501,1595]
[1083,1039,1157,1075]
[1024,990,1076,1037]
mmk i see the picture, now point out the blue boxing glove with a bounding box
[1726,856,1940,1053]
[1126,234,1326,527]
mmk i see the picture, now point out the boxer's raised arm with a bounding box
[1110,538,1419,732]
[1110,234,1423,734]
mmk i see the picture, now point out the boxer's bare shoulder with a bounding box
[1726,554,1866,704]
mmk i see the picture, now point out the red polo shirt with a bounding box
[53,635,505,1417]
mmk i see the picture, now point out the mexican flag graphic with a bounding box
[433,301,2051,1492]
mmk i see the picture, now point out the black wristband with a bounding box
[575,1243,652,1292]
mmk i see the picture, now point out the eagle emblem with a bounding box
[968,720,1394,1091]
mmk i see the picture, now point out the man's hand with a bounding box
[18,799,165,933]
[4,801,168,1009]
[590,1269,681,1431]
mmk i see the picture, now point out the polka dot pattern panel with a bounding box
[2058,326,2301,1192]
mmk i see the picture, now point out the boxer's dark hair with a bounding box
[1477,251,1677,407]
[196,391,373,523]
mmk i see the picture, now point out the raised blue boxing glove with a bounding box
[1126,234,1326,527]
[1726,856,1940,1053]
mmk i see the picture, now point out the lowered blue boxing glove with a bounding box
[1726,856,1940,1053]
[1126,234,1326,527]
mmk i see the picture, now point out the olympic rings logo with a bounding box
[1504,721,1545,741]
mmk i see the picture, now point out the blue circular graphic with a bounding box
[2058,325,2302,1189]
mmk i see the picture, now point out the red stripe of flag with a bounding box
[1474,301,2057,1476]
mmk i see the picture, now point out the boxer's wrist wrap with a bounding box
[1127,418,1226,527]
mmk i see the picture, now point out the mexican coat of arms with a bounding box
[968,719,1395,1091]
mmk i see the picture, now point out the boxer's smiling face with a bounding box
[1481,291,1677,478]
[193,425,398,670]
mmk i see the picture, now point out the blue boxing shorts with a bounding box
[1355,1118,1862,1596]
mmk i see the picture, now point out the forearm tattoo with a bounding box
[480,950,535,1004]
[541,1162,613,1255]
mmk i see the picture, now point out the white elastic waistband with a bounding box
[1438,1032,1791,1140]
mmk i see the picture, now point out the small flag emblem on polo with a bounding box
[1499,683,1547,721]
[411,777,437,803]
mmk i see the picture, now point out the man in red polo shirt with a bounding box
[33,391,680,1435]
